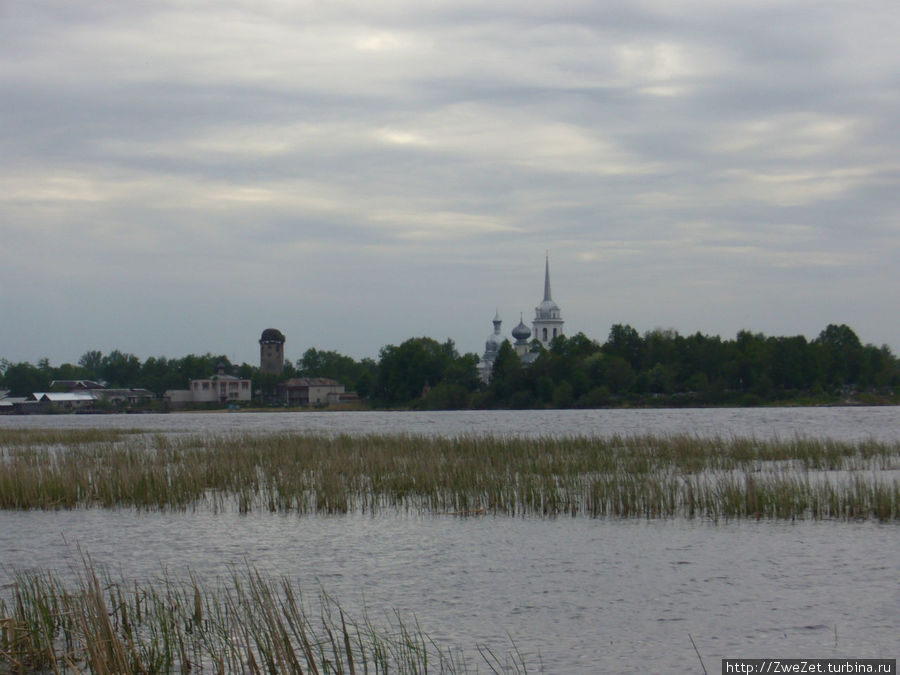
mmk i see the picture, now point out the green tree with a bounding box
[604,324,643,370]
[139,356,189,394]
[815,324,864,388]
[78,350,103,380]
[99,350,142,387]
[354,369,374,398]
[375,337,458,406]
[551,381,574,408]
[51,362,89,384]
[3,362,48,395]
[768,336,819,391]
[490,341,523,403]
[420,382,471,410]
[867,345,900,388]
[599,356,635,394]
[536,374,554,403]
[734,330,770,391]
[297,348,376,395]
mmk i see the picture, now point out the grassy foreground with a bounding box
[1,559,525,674]
[0,429,898,520]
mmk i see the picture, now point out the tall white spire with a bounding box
[543,253,553,302]
[533,253,564,348]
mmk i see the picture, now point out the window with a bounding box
[542,328,548,342]
[202,382,209,391]
[241,382,249,389]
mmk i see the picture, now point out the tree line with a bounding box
[1,324,897,408]
[483,323,900,409]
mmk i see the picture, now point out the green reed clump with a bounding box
[0,429,898,521]
[0,560,527,674]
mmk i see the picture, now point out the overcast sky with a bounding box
[2,0,899,367]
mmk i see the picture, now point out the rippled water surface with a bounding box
[1,408,898,672]
[2,405,900,441]
[1,513,896,673]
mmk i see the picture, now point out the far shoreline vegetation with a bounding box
[2,323,899,411]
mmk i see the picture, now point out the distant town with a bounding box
[2,259,899,412]
[2,323,898,413]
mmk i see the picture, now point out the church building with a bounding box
[532,255,564,348]
[479,255,564,382]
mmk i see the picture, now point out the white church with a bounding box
[479,255,564,382]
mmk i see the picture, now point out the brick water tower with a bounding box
[259,328,285,374]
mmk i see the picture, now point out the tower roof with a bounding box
[260,328,285,343]
[535,254,560,318]
[543,254,553,303]
[483,310,505,356]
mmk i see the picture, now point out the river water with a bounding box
[2,405,900,441]
[1,408,898,672]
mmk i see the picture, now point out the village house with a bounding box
[164,364,251,408]
[277,377,356,406]
[28,391,97,412]
[49,380,156,408]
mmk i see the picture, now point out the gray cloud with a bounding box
[2,0,899,365]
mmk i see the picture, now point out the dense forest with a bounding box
[1,324,898,408]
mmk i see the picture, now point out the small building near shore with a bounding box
[277,377,350,406]
[28,392,98,412]
[0,395,37,414]
[95,388,156,406]
[164,364,252,408]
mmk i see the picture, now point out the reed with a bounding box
[0,559,525,674]
[1,429,897,521]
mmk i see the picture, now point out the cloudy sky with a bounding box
[2,0,899,367]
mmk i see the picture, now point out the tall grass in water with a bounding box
[1,429,897,520]
[0,559,521,674]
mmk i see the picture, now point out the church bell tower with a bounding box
[532,255,564,348]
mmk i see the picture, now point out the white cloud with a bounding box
[719,167,875,207]
[713,114,858,157]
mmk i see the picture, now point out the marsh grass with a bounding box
[0,559,518,674]
[1,429,897,520]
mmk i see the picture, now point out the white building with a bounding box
[532,255,564,348]
[28,392,97,411]
[165,364,251,407]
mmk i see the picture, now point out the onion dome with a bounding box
[512,315,531,341]
[484,310,504,354]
